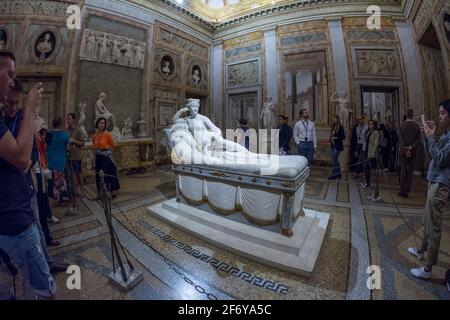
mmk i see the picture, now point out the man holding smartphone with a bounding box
[408,99,450,280]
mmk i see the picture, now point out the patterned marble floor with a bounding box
[0,166,449,300]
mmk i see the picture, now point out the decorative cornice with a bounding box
[158,0,403,32]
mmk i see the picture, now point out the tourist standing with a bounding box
[398,109,421,198]
[277,115,293,155]
[328,115,345,180]
[92,117,120,198]
[409,100,450,280]
[361,120,379,189]
[294,108,317,165]
[66,113,85,196]
[379,123,389,171]
[353,116,368,177]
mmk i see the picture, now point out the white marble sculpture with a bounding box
[162,60,171,76]
[78,102,88,140]
[169,99,306,175]
[34,106,47,132]
[192,68,201,84]
[95,92,117,132]
[121,117,133,139]
[331,91,350,138]
[260,97,276,129]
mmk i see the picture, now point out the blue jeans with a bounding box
[31,195,54,269]
[0,223,56,298]
[298,141,314,165]
[331,147,342,177]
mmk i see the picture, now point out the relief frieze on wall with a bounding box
[355,49,400,77]
[80,29,146,69]
[0,0,74,16]
[227,60,259,87]
[157,28,208,61]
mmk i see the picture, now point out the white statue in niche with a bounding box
[95,92,117,131]
[36,32,53,58]
[162,59,171,76]
[121,117,133,139]
[331,91,350,138]
[260,97,276,129]
[34,106,47,132]
[78,102,88,140]
[192,67,201,84]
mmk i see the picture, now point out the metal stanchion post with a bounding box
[99,171,143,290]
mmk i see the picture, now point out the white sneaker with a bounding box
[408,247,424,260]
[410,267,431,280]
[361,183,369,189]
[47,216,60,224]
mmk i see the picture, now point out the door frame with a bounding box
[225,86,262,130]
[360,85,401,123]
[17,75,62,125]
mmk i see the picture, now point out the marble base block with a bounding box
[147,198,329,277]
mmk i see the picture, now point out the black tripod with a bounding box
[0,249,17,300]
[98,171,143,290]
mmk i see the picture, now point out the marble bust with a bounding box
[36,32,53,58]
[162,60,171,75]
[192,68,201,84]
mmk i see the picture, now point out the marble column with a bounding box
[263,27,279,105]
[396,20,424,114]
[327,18,350,97]
[211,41,224,128]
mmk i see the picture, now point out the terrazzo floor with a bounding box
[0,165,449,300]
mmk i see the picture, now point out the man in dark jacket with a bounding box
[398,109,421,198]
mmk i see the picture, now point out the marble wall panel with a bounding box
[77,61,143,134]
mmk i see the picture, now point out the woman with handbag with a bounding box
[92,117,120,198]
[328,115,345,180]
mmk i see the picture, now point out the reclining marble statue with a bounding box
[167,99,309,235]
[149,98,329,276]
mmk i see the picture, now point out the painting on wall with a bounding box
[34,31,56,60]
[0,29,7,50]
